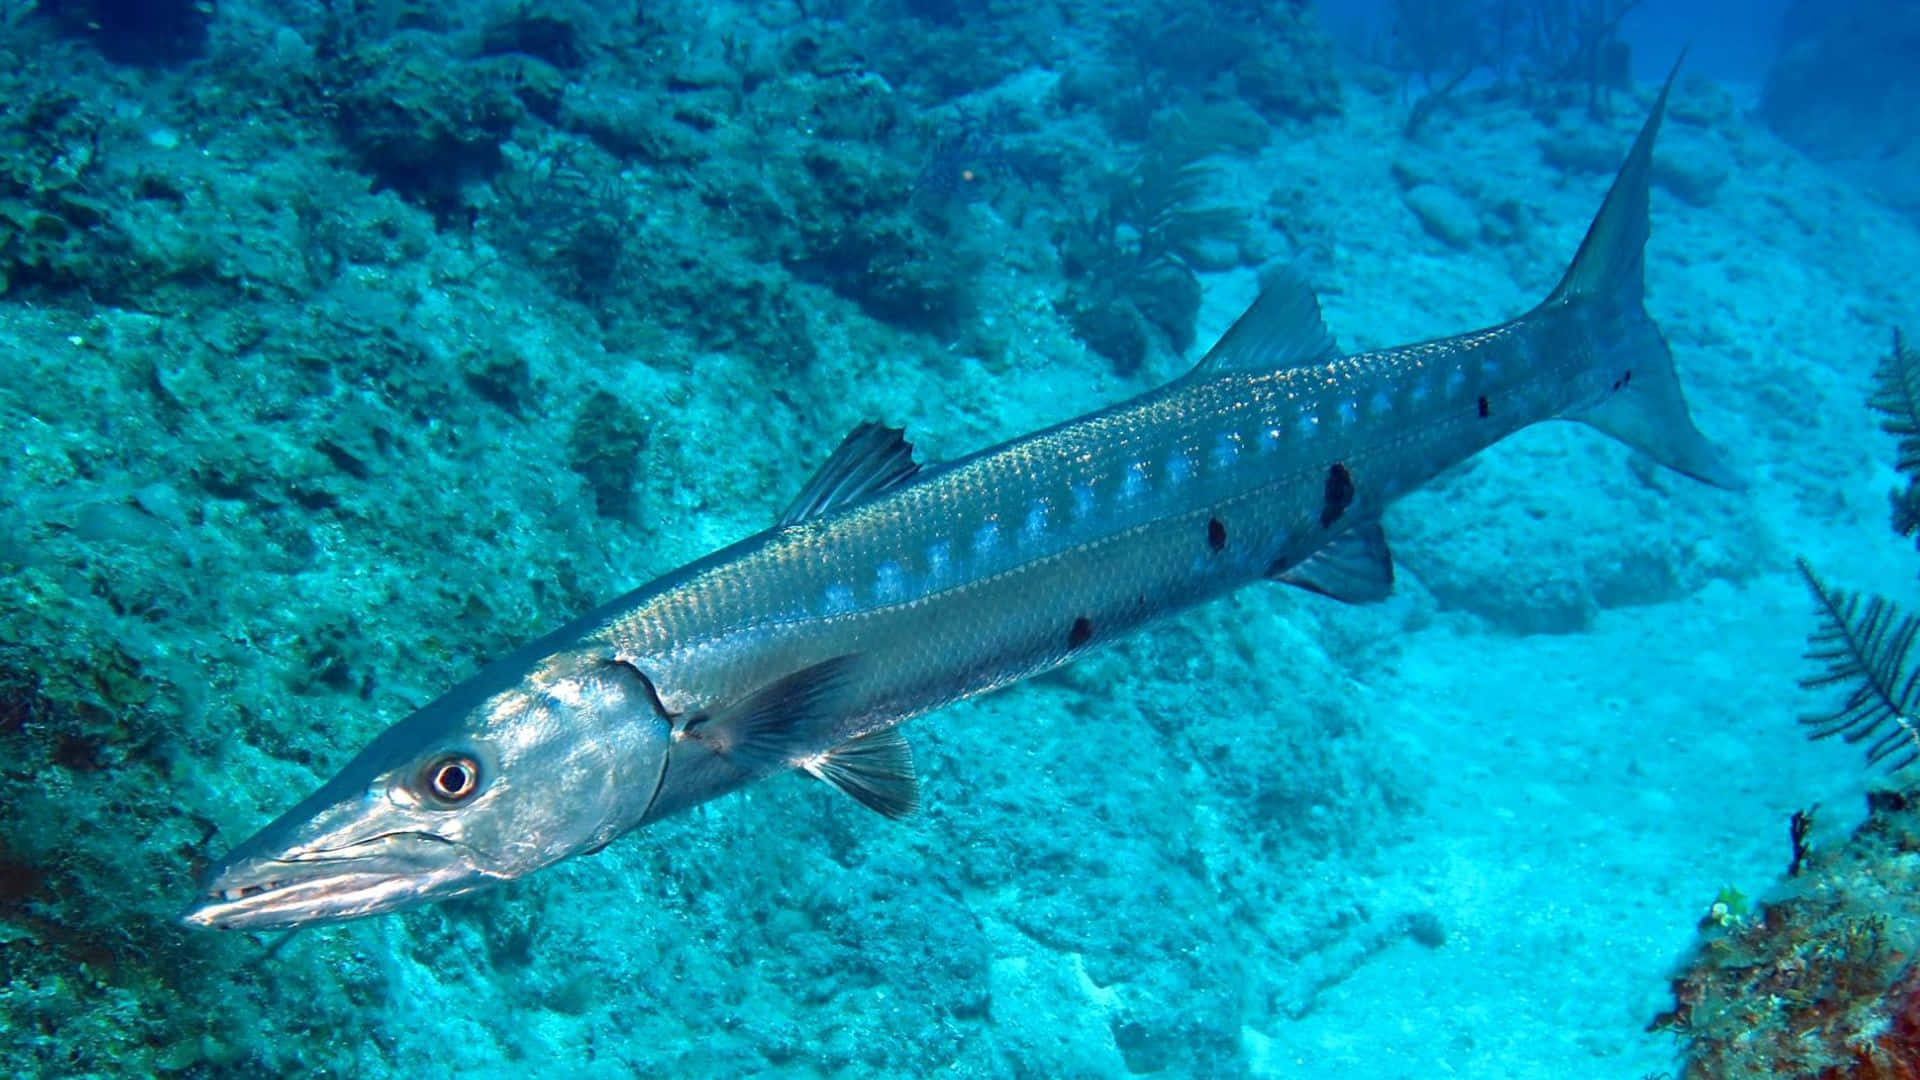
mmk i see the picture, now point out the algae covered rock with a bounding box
[1539,126,1622,176]
[36,0,211,65]
[1402,182,1481,250]
[778,141,983,337]
[329,31,524,211]
[1232,3,1343,122]
[0,88,132,301]
[1654,129,1733,208]
[561,82,711,165]
[567,389,650,523]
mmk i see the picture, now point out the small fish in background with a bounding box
[184,60,1739,932]
[909,103,1039,217]
[911,123,1001,209]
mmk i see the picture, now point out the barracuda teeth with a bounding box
[214,880,285,903]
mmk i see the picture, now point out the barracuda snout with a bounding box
[184,647,673,931]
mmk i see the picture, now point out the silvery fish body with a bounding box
[184,65,1738,931]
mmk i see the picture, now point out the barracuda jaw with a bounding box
[181,833,487,931]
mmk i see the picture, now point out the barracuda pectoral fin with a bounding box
[1189,265,1339,378]
[1273,522,1395,603]
[801,728,920,819]
[779,422,921,527]
[681,657,917,817]
[680,655,862,763]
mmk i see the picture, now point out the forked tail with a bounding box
[1548,56,1745,492]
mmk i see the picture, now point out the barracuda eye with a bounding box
[421,754,481,806]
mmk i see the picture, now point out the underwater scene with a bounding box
[3,0,1920,1076]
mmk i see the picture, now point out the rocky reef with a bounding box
[1656,786,1920,1079]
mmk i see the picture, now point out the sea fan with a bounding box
[1796,558,1920,771]
[1056,109,1249,373]
[1869,329,1920,539]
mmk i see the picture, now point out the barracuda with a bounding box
[185,65,1739,931]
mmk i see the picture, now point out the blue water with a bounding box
[1323,0,1792,82]
[1,0,1916,1076]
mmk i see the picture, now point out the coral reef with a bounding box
[1655,787,1920,1079]
[1794,332,1920,771]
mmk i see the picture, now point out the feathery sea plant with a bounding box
[1796,560,1920,771]
[1057,110,1249,374]
[1874,330,1920,539]
[485,142,633,303]
[1108,124,1249,277]
[1795,330,1920,773]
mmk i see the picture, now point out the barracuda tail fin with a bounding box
[1566,314,1745,490]
[1550,55,1746,492]
[1544,61,1673,312]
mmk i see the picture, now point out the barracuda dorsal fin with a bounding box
[1273,522,1395,603]
[779,422,921,526]
[1190,266,1339,378]
[802,728,919,818]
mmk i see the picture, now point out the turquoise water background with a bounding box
[0,1,1915,1076]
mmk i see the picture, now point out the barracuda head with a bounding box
[183,648,671,931]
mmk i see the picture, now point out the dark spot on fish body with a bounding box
[1321,463,1353,528]
[1476,395,1489,418]
[1611,369,1633,392]
[1207,516,1227,552]
[1068,616,1093,649]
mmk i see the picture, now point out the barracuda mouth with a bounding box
[182,832,483,931]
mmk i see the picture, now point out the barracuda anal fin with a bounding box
[799,728,919,819]
[1273,522,1395,604]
